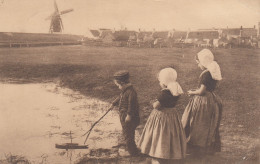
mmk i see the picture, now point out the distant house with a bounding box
[99,29,115,43]
[221,28,241,38]
[241,28,257,38]
[113,30,137,41]
[151,31,169,48]
[101,33,115,43]
[240,28,257,47]
[162,30,188,47]
[220,27,257,38]
[137,31,153,40]
[134,31,153,47]
[171,31,187,41]
[185,30,219,47]
[219,27,258,47]
[127,35,138,47]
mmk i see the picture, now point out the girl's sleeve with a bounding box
[156,90,167,108]
[200,72,211,88]
[157,91,164,104]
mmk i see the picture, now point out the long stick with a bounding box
[82,104,113,145]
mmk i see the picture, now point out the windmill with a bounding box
[46,0,73,33]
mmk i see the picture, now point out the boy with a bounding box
[112,70,140,156]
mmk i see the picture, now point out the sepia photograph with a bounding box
[0,0,259,163]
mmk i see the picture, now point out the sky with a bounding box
[0,0,259,35]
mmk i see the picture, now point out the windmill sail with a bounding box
[60,17,64,30]
[54,0,59,13]
[60,9,73,15]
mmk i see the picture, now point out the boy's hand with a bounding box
[112,97,120,106]
[125,114,131,122]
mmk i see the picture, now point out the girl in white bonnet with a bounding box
[182,49,223,158]
[138,67,186,164]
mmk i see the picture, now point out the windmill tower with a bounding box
[46,0,73,33]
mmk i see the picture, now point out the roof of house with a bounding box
[241,28,257,37]
[152,31,169,39]
[221,28,241,36]
[172,31,187,39]
[89,30,100,38]
[99,30,113,39]
[221,28,257,37]
[187,30,219,39]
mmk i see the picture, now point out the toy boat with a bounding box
[55,143,88,149]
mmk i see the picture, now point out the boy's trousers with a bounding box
[119,111,140,155]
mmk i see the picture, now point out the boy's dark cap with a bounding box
[113,70,129,81]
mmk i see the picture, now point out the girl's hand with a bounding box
[188,85,206,96]
[187,90,195,95]
[150,99,157,104]
[153,101,161,109]
[125,114,131,122]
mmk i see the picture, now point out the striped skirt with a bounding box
[138,108,186,159]
[181,91,222,154]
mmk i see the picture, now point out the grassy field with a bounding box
[0,46,259,163]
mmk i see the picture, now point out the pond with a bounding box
[0,83,122,164]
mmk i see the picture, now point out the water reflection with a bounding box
[0,83,121,164]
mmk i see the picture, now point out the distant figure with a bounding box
[112,70,140,156]
[182,49,223,159]
[138,68,186,164]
